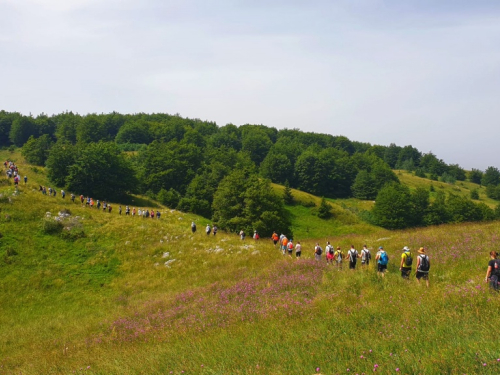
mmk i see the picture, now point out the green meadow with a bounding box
[1,150,500,374]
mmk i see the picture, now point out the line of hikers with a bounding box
[4,160,27,187]
[272,232,431,286]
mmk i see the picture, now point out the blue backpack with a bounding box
[379,251,388,265]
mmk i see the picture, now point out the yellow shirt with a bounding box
[401,251,412,269]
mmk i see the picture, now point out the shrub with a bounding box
[470,189,479,200]
[40,219,64,235]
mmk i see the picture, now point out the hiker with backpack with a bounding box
[314,243,323,261]
[400,246,413,279]
[295,241,302,258]
[361,245,371,267]
[348,245,360,270]
[326,241,334,264]
[334,246,343,270]
[206,224,211,235]
[376,246,388,277]
[272,232,279,247]
[485,251,500,291]
[281,236,288,255]
[416,247,430,287]
[191,222,197,233]
[287,239,294,256]
[213,225,217,236]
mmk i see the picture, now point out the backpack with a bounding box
[419,254,430,272]
[404,251,413,267]
[335,250,342,261]
[327,245,334,254]
[365,249,371,260]
[379,251,388,265]
[349,250,357,263]
[316,246,323,255]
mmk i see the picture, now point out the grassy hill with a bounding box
[2,151,500,374]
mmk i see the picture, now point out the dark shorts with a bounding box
[489,275,500,291]
[273,240,278,245]
[401,268,411,278]
[349,261,356,269]
[416,271,429,280]
[377,264,387,272]
[296,251,301,257]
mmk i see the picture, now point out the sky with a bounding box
[1,0,499,170]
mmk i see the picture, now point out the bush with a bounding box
[40,219,64,235]
[317,197,332,219]
[470,189,479,200]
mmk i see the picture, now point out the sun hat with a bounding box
[418,247,425,254]
[403,246,409,251]
[379,246,384,249]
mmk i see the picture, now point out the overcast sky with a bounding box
[1,0,499,170]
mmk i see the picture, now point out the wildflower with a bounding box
[396,369,400,372]
[483,363,487,366]
[316,367,320,372]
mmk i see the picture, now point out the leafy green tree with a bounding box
[157,188,181,208]
[9,116,37,147]
[419,152,448,175]
[494,203,500,219]
[46,141,77,186]
[260,152,293,184]
[410,187,430,226]
[470,189,479,200]
[482,166,500,187]
[35,114,56,138]
[208,123,241,150]
[486,184,500,200]
[0,111,19,147]
[440,172,456,184]
[468,168,483,184]
[283,180,294,205]
[115,120,151,144]
[212,171,292,237]
[447,164,466,181]
[383,143,402,168]
[423,191,448,226]
[54,112,80,143]
[76,115,108,144]
[317,197,332,219]
[415,168,426,178]
[22,135,53,166]
[446,194,483,223]
[66,142,137,199]
[351,170,377,200]
[241,129,273,165]
[477,202,495,221]
[372,182,413,229]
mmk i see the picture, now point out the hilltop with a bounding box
[2,152,500,374]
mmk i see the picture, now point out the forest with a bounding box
[2,109,500,235]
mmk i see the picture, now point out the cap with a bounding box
[403,246,409,251]
[379,246,384,249]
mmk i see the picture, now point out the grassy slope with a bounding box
[2,151,500,374]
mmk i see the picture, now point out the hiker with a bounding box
[119,206,122,215]
[314,243,323,261]
[485,251,500,291]
[206,224,211,235]
[347,245,360,270]
[326,242,334,264]
[240,230,245,240]
[80,195,84,204]
[281,236,288,255]
[102,202,107,211]
[53,189,56,197]
[416,247,430,287]
[145,210,150,218]
[61,190,65,199]
[334,246,343,270]
[295,241,302,258]
[361,245,371,266]
[97,200,101,209]
[125,206,130,215]
[400,246,413,279]
[253,230,260,240]
[213,225,217,236]
[24,175,27,184]
[376,246,388,277]
[108,205,112,213]
[272,231,279,247]
[287,239,294,256]
[156,210,160,219]
[132,207,136,216]
[151,210,155,219]
[138,208,142,217]
[71,193,75,203]
[191,222,197,233]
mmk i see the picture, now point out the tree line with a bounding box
[1,110,498,234]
